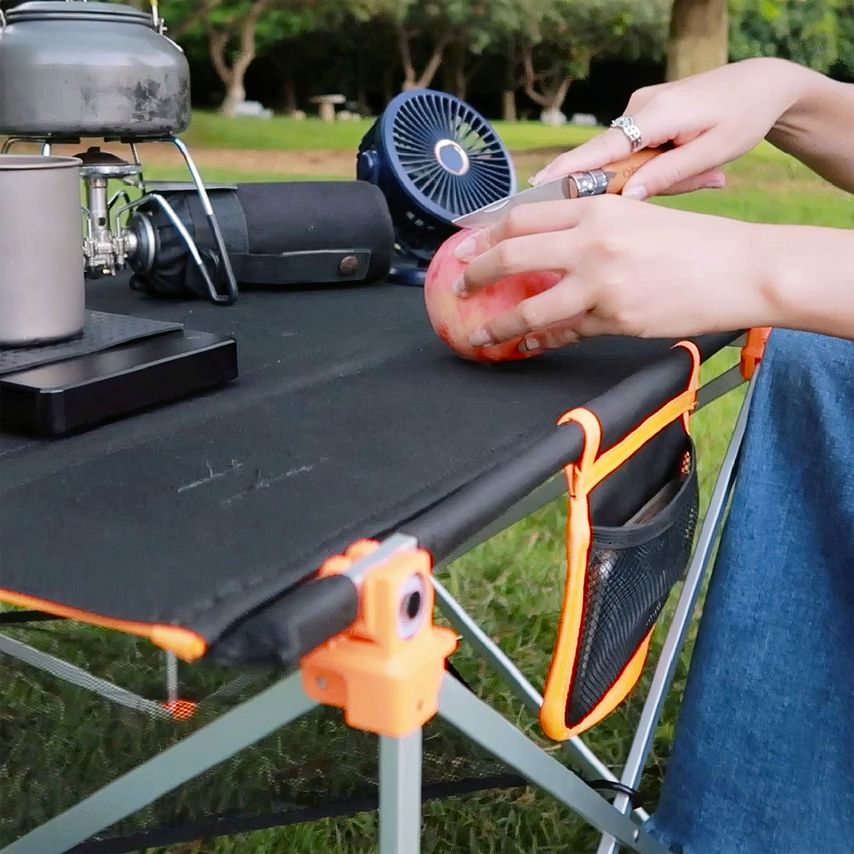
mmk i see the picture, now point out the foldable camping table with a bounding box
[0,275,757,853]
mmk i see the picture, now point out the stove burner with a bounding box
[72,147,144,278]
[75,146,141,179]
[1,137,238,304]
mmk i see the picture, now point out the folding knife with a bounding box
[452,146,664,229]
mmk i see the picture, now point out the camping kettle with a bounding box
[0,1,191,139]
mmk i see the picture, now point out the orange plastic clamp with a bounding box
[740,327,771,381]
[301,540,457,738]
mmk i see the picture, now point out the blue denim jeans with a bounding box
[648,330,854,854]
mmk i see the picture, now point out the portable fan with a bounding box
[357,89,516,285]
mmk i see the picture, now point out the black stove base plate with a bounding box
[0,330,238,436]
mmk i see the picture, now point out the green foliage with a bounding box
[155,0,672,110]
[557,0,669,69]
[730,0,854,74]
[395,0,495,55]
[147,0,850,115]
[161,0,325,46]
[490,0,669,78]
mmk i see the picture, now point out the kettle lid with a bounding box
[6,2,153,26]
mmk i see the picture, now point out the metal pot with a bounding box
[0,1,190,139]
[0,155,86,347]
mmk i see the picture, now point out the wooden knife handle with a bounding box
[566,146,667,198]
[602,146,666,193]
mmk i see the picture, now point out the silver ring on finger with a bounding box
[610,115,643,151]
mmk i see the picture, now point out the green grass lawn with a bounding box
[181,111,601,153]
[2,112,849,853]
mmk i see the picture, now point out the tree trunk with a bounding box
[220,80,246,116]
[521,45,548,106]
[666,0,728,81]
[355,49,369,115]
[206,0,270,116]
[282,73,297,115]
[444,40,467,100]
[397,26,418,90]
[502,89,517,122]
[356,82,369,116]
[381,65,394,105]
[549,75,572,112]
[417,36,450,89]
[397,25,449,91]
[502,41,517,121]
[521,47,572,112]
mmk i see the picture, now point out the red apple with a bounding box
[424,230,561,363]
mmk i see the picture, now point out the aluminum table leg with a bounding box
[379,729,423,854]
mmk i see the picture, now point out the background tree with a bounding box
[729,0,854,77]
[436,2,495,100]
[372,0,449,91]
[667,0,728,81]
[150,0,850,120]
[515,0,668,120]
[833,1,854,79]
[207,0,272,115]
[161,0,325,116]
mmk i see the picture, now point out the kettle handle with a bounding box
[150,0,184,51]
[149,1,164,34]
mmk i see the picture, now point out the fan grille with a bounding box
[392,92,514,217]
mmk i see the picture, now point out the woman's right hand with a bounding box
[530,58,812,200]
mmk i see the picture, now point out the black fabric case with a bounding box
[134,181,394,297]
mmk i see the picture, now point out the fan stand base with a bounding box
[388,255,429,287]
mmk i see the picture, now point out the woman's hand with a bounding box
[530,58,813,200]
[448,57,854,352]
[453,196,775,351]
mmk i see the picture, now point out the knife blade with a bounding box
[452,146,665,229]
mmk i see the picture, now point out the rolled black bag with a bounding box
[130,181,395,298]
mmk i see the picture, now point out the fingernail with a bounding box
[529,171,546,186]
[469,328,493,347]
[623,185,647,201]
[705,175,726,190]
[452,275,467,297]
[522,335,542,352]
[454,236,476,262]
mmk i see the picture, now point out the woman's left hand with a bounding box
[452,195,773,353]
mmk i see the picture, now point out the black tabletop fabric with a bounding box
[0,277,736,652]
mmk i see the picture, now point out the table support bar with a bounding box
[433,578,649,821]
[1,672,316,854]
[438,675,671,854]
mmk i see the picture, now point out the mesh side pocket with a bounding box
[565,438,698,728]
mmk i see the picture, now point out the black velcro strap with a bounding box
[233,249,373,286]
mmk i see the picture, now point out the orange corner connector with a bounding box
[301,542,457,738]
[740,327,771,381]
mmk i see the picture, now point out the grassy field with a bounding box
[2,112,850,853]
[180,112,599,152]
